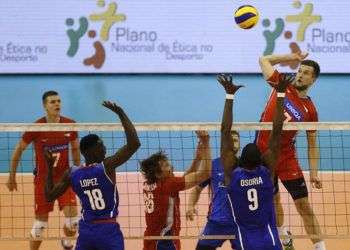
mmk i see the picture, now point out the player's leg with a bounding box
[30,183,53,250]
[30,214,49,250]
[196,220,229,250]
[59,187,79,249]
[95,223,124,250]
[281,162,326,250]
[273,174,293,249]
[237,226,282,250]
[75,220,96,250]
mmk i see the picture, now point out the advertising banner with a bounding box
[0,0,349,73]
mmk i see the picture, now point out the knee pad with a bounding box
[64,216,80,232]
[30,220,48,239]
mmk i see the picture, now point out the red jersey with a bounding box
[256,70,318,158]
[22,116,77,181]
[143,176,185,239]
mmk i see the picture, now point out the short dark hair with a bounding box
[301,60,320,79]
[140,151,168,184]
[230,130,240,137]
[239,143,262,168]
[80,134,100,155]
[42,90,59,103]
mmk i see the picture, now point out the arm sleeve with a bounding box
[70,131,78,141]
[266,70,281,87]
[307,101,319,132]
[22,131,36,144]
[163,176,186,193]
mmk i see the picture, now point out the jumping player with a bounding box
[219,73,288,250]
[44,101,140,250]
[6,90,80,250]
[257,52,325,250]
[186,130,240,250]
[141,130,211,250]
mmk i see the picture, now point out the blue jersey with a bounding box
[200,158,234,225]
[70,163,118,222]
[227,165,276,229]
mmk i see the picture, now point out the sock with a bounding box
[314,241,326,250]
[278,226,291,245]
[61,239,73,247]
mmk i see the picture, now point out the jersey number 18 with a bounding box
[84,189,106,210]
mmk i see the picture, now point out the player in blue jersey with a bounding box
[219,73,290,250]
[186,130,240,250]
[44,101,140,250]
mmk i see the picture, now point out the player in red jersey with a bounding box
[257,52,326,250]
[6,91,81,250]
[140,131,211,250]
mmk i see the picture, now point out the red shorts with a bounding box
[34,180,77,216]
[275,152,304,181]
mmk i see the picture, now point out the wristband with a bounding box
[277,92,285,98]
[226,94,234,100]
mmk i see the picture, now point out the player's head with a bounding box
[231,130,240,154]
[80,134,106,163]
[294,60,320,92]
[140,151,173,184]
[42,90,61,116]
[239,143,262,170]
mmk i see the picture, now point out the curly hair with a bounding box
[140,151,168,184]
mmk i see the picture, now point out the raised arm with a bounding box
[183,131,211,190]
[44,150,71,202]
[262,74,292,178]
[102,101,141,174]
[183,131,206,176]
[259,52,308,80]
[6,139,29,191]
[217,74,243,185]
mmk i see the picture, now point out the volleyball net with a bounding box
[0,122,350,241]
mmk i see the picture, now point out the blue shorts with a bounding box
[196,220,236,249]
[76,220,124,250]
[233,225,282,250]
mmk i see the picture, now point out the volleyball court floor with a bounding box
[0,172,350,249]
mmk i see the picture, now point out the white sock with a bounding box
[62,239,73,247]
[278,226,291,245]
[314,241,326,250]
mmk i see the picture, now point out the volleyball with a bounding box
[234,5,259,29]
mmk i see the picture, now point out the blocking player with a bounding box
[219,73,287,250]
[45,101,140,250]
[6,91,80,250]
[257,52,326,250]
[186,130,240,250]
[141,130,211,250]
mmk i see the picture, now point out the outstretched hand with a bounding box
[293,51,308,61]
[276,74,293,93]
[102,101,123,114]
[195,130,209,143]
[217,74,243,95]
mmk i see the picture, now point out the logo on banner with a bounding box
[65,0,126,69]
[262,1,321,69]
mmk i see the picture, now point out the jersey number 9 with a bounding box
[247,188,259,211]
